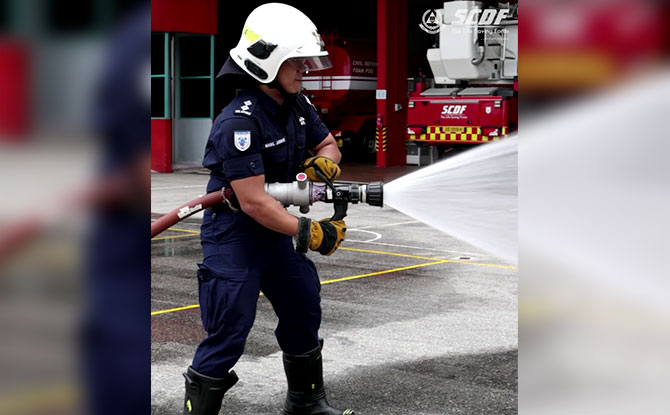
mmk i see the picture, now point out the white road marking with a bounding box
[346,229,381,242]
[355,220,420,229]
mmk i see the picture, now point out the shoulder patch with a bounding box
[234,99,254,116]
[234,130,251,151]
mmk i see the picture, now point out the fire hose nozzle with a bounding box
[265,177,384,209]
[362,181,384,207]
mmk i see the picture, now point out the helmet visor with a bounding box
[287,56,332,72]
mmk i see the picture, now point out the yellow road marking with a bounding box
[168,227,200,234]
[152,234,199,241]
[152,259,447,316]
[151,230,517,271]
[151,304,200,316]
[151,231,516,316]
[152,227,200,241]
[320,260,448,284]
[339,247,516,269]
[339,247,443,261]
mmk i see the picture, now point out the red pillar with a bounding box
[376,0,408,167]
[151,119,172,173]
[0,40,30,140]
[151,0,218,34]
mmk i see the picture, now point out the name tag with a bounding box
[264,137,286,148]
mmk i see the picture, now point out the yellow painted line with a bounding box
[339,247,516,269]
[153,292,270,316]
[152,227,200,241]
[151,304,200,316]
[151,235,515,316]
[320,260,448,284]
[339,246,443,261]
[152,233,199,241]
[152,259,447,316]
[151,231,516,271]
[168,227,200,234]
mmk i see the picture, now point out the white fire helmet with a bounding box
[228,3,332,83]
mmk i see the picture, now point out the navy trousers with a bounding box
[191,209,322,377]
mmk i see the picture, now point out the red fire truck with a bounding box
[301,35,377,160]
[407,1,518,149]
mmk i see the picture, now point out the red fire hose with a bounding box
[150,191,224,238]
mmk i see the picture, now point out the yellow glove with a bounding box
[300,156,341,182]
[295,217,347,256]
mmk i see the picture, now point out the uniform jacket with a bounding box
[203,88,330,194]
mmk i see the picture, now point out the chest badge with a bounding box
[234,130,251,151]
[298,116,306,126]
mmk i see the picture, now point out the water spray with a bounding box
[384,135,517,264]
[150,173,383,238]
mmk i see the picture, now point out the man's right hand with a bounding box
[295,217,346,256]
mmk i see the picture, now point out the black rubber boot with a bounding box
[183,366,238,415]
[282,342,355,415]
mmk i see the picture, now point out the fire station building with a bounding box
[151,0,519,172]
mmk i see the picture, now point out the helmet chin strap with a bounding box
[268,79,299,101]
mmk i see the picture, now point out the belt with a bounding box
[211,187,241,213]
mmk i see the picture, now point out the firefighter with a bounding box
[183,4,354,415]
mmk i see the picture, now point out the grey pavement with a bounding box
[151,169,517,414]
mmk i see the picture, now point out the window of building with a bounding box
[177,34,214,119]
[151,32,169,119]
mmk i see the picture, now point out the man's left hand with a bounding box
[300,156,341,182]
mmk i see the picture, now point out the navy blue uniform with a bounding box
[191,88,331,377]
